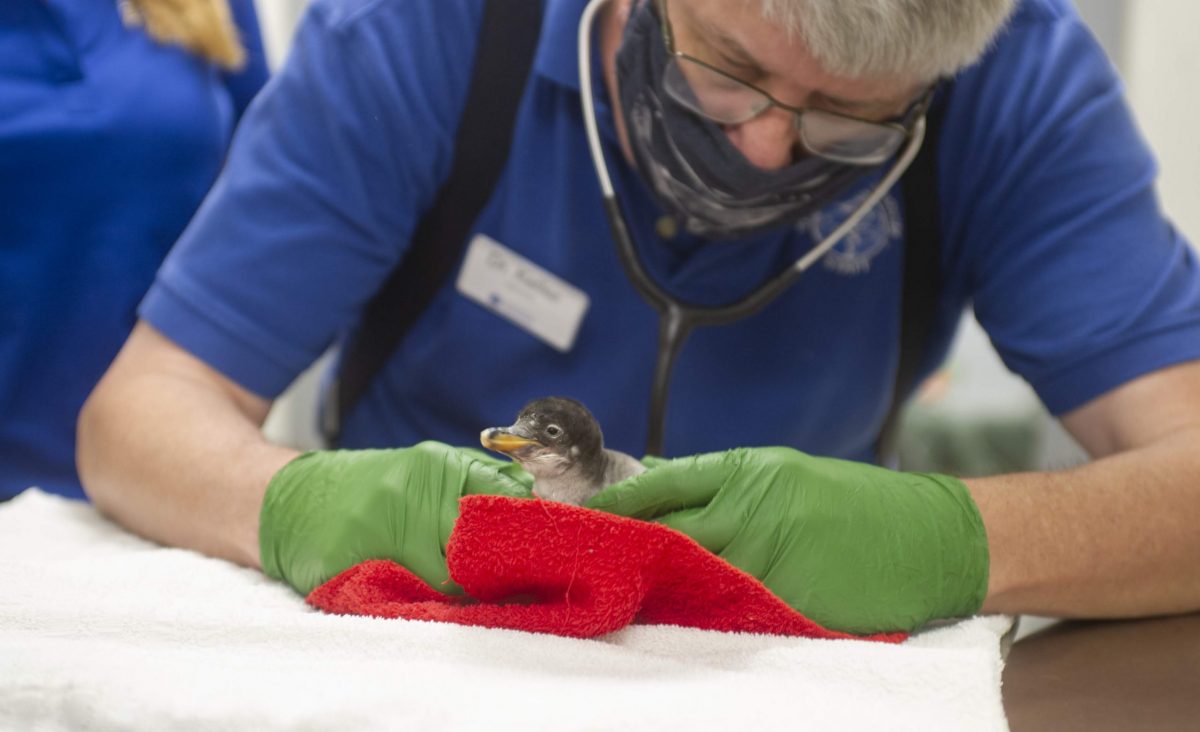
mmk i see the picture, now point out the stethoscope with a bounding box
[577,0,927,456]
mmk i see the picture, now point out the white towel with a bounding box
[0,489,1011,731]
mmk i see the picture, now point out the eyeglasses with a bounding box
[654,0,930,166]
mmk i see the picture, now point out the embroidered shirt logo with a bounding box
[804,190,902,275]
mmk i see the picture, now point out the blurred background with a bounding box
[255,0,1200,473]
[899,0,1200,474]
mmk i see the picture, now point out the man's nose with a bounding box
[723,106,799,171]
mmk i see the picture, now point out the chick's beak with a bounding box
[480,428,540,455]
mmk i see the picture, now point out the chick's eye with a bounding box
[545,424,563,439]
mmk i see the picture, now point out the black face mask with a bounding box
[614,0,879,240]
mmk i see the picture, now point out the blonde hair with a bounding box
[120,0,246,71]
[758,0,1018,81]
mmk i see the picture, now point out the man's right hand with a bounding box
[259,442,534,595]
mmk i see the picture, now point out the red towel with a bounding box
[308,495,906,643]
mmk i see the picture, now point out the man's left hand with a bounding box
[586,447,990,634]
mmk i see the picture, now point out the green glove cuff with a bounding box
[259,450,321,589]
[908,471,991,621]
[746,464,990,633]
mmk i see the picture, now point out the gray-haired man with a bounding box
[81,0,1200,634]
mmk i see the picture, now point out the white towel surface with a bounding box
[0,489,1011,731]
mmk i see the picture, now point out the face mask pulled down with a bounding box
[614,1,879,240]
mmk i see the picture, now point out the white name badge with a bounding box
[456,234,590,352]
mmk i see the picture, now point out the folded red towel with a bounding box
[308,495,906,643]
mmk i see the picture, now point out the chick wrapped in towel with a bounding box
[481,397,645,505]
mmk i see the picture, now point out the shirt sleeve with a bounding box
[222,0,269,118]
[140,0,484,397]
[940,6,1200,415]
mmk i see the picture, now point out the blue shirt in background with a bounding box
[0,0,269,500]
[141,0,1200,464]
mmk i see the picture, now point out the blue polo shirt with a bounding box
[0,0,268,500]
[142,0,1200,463]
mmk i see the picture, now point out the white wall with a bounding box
[256,0,309,69]
[1123,1,1200,247]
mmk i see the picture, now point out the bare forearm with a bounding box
[77,325,299,568]
[970,427,1200,618]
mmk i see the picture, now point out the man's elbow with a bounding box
[76,368,123,509]
[76,324,160,512]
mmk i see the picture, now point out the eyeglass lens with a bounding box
[662,55,907,165]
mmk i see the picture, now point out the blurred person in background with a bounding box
[0,0,268,501]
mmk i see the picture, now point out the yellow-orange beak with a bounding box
[480,428,540,454]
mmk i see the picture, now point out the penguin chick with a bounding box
[480,396,645,506]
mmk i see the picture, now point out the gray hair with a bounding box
[758,0,1018,81]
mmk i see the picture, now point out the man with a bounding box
[78,0,1200,634]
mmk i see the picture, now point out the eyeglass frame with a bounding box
[652,0,934,165]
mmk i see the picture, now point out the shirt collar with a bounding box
[533,0,592,91]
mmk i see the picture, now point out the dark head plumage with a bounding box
[481,397,603,473]
[481,396,640,504]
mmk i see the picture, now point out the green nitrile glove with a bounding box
[586,447,989,634]
[260,441,534,595]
